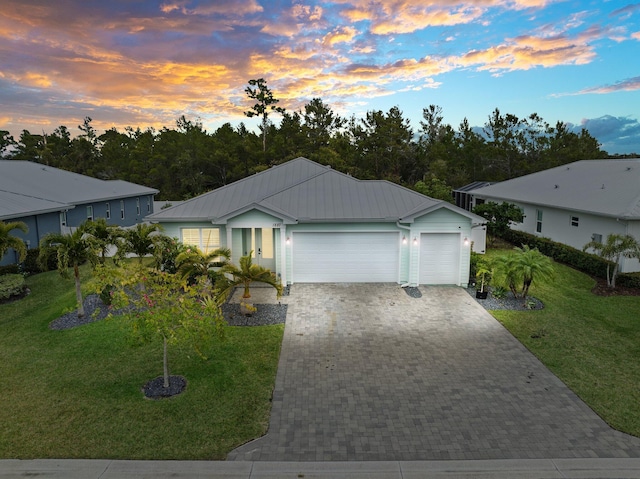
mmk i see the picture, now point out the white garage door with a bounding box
[292,232,399,283]
[419,233,460,285]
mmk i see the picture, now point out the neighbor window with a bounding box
[86,205,93,221]
[106,202,111,219]
[592,233,603,244]
[136,197,140,216]
[182,228,220,254]
[536,209,543,233]
[120,200,125,220]
[146,197,151,213]
[571,216,579,227]
[60,211,67,227]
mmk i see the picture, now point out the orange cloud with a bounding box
[632,32,640,41]
[322,26,358,46]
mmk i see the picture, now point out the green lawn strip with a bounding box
[0,268,283,459]
[491,256,640,437]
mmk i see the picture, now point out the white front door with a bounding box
[242,227,276,271]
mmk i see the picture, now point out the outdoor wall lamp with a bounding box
[463,237,470,246]
[402,235,407,245]
[286,236,291,245]
[413,237,418,245]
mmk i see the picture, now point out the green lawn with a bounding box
[488,250,640,437]
[0,267,283,459]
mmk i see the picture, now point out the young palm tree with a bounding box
[176,246,231,280]
[82,218,123,263]
[513,245,554,300]
[219,251,283,301]
[39,224,98,317]
[583,234,640,288]
[0,220,29,263]
[118,223,164,263]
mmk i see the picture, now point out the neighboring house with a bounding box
[471,159,640,273]
[146,157,486,286]
[453,181,493,212]
[0,160,158,265]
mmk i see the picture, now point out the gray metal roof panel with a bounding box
[0,189,71,220]
[0,161,158,213]
[472,159,640,218]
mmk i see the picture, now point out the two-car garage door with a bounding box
[292,232,399,283]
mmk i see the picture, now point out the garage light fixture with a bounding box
[413,237,418,245]
[463,237,470,246]
[285,236,291,245]
[402,235,407,245]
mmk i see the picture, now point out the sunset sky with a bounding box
[1,0,639,154]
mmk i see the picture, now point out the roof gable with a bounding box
[472,159,640,219]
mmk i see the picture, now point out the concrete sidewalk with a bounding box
[3,458,640,478]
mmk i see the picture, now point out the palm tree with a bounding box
[176,246,231,286]
[0,220,29,263]
[583,234,640,288]
[82,218,123,263]
[39,224,98,317]
[118,223,164,263]
[513,245,554,300]
[219,251,283,302]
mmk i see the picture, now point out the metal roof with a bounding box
[147,157,484,224]
[471,159,640,219]
[0,160,158,220]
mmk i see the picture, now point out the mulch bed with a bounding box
[591,278,640,297]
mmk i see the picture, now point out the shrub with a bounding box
[501,230,612,279]
[0,274,27,301]
[21,248,48,275]
[618,272,640,289]
[0,264,20,275]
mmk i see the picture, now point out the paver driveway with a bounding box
[228,284,640,461]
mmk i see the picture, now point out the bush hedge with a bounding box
[0,274,27,301]
[500,229,640,287]
[0,264,20,275]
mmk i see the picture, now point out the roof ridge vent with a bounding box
[601,184,605,189]
[554,184,559,189]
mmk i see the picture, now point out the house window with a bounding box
[147,197,151,213]
[120,200,125,220]
[86,205,93,221]
[571,216,579,227]
[592,233,603,244]
[60,211,67,227]
[536,209,543,233]
[182,228,220,254]
[106,202,111,219]
[136,197,141,216]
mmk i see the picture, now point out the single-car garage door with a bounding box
[419,233,460,285]
[292,232,399,283]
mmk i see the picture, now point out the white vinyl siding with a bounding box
[292,232,399,283]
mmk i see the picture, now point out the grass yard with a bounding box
[0,267,283,459]
[488,249,640,437]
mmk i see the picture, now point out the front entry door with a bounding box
[242,228,276,271]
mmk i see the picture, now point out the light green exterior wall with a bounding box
[158,207,476,286]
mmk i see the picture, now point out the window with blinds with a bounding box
[181,228,220,254]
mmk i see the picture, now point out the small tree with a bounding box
[493,245,554,300]
[117,223,164,263]
[0,220,29,263]
[219,251,283,301]
[176,246,231,288]
[39,223,98,317]
[244,78,285,152]
[473,201,524,243]
[583,234,640,288]
[83,218,123,264]
[94,263,226,390]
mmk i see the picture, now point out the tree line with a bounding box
[0,82,607,201]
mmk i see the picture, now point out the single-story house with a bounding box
[0,160,158,265]
[146,157,486,286]
[471,159,640,273]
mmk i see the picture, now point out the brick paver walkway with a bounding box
[227,284,640,461]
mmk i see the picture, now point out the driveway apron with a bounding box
[227,284,640,461]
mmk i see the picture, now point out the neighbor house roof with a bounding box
[0,160,158,220]
[471,159,640,219]
[147,157,484,224]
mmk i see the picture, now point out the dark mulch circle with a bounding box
[142,375,187,399]
[222,303,288,326]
